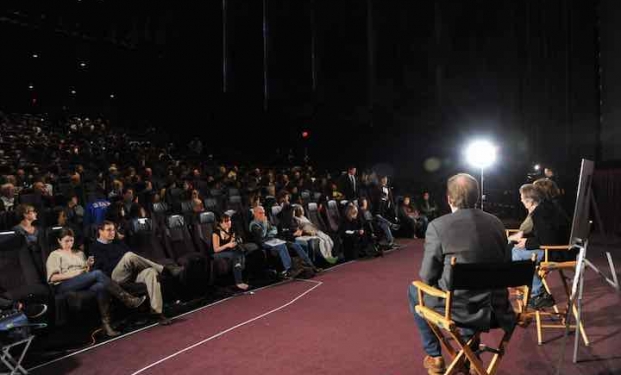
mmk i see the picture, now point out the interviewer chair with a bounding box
[533,244,589,346]
[413,256,536,375]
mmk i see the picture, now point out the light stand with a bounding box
[480,167,485,211]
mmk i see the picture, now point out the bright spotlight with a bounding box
[465,140,497,169]
[464,140,497,210]
[533,164,541,171]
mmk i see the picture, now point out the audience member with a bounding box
[91,221,183,325]
[46,228,146,336]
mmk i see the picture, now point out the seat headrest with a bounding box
[204,198,217,208]
[340,200,349,206]
[199,211,215,224]
[301,191,311,199]
[327,200,337,209]
[229,195,242,204]
[153,202,168,213]
[166,215,185,229]
[307,202,318,211]
[132,218,152,233]
[181,201,193,212]
[210,189,222,196]
[271,205,282,215]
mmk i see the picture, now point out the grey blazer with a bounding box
[419,208,515,331]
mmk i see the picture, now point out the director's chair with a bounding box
[532,244,589,346]
[413,256,536,375]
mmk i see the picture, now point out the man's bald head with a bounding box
[252,205,266,219]
[447,173,479,210]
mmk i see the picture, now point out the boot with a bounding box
[107,282,147,309]
[97,298,120,337]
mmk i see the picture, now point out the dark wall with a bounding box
[0,1,600,186]
[600,0,621,163]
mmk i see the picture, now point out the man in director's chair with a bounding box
[408,174,535,375]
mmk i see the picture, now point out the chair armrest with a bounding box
[540,244,572,262]
[413,281,452,321]
[505,229,520,237]
[412,281,448,299]
[415,305,456,331]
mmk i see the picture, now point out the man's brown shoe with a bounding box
[423,355,446,375]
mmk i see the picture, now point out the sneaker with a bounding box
[423,355,446,375]
[528,291,556,310]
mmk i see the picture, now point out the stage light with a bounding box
[464,139,497,210]
[70,89,76,95]
[302,131,309,138]
[465,140,496,169]
[534,164,540,171]
[110,94,115,99]
[28,85,34,90]
[79,62,87,68]
[32,54,38,58]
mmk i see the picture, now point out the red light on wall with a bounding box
[302,131,309,138]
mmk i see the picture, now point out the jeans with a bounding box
[214,248,246,284]
[374,215,394,243]
[512,246,544,296]
[55,270,111,301]
[264,243,293,271]
[290,241,314,267]
[408,284,474,357]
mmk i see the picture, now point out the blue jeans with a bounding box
[512,246,544,296]
[374,215,394,243]
[290,241,314,267]
[55,270,111,301]
[214,249,245,284]
[264,243,293,271]
[408,284,474,357]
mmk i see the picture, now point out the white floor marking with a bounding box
[130,280,323,375]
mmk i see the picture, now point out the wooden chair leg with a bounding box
[536,311,543,345]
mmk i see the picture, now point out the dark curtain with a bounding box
[593,169,621,235]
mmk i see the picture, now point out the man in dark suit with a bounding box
[339,166,359,200]
[407,173,513,375]
[371,175,395,219]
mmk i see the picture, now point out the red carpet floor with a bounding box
[29,240,621,375]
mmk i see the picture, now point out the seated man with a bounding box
[407,174,513,375]
[91,221,183,325]
[508,183,570,309]
[249,206,319,279]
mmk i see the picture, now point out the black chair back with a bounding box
[449,259,536,291]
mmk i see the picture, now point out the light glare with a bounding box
[465,140,496,169]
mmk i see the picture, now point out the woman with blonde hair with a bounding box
[293,206,337,264]
[339,204,377,260]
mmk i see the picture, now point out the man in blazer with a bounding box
[339,166,359,200]
[407,173,513,375]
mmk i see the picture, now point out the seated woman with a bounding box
[397,196,427,239]
[12,204,41,246]
[212,214,250,291]
[339,204,378,260]
[46,228,146,337]
[293,205,337,264]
